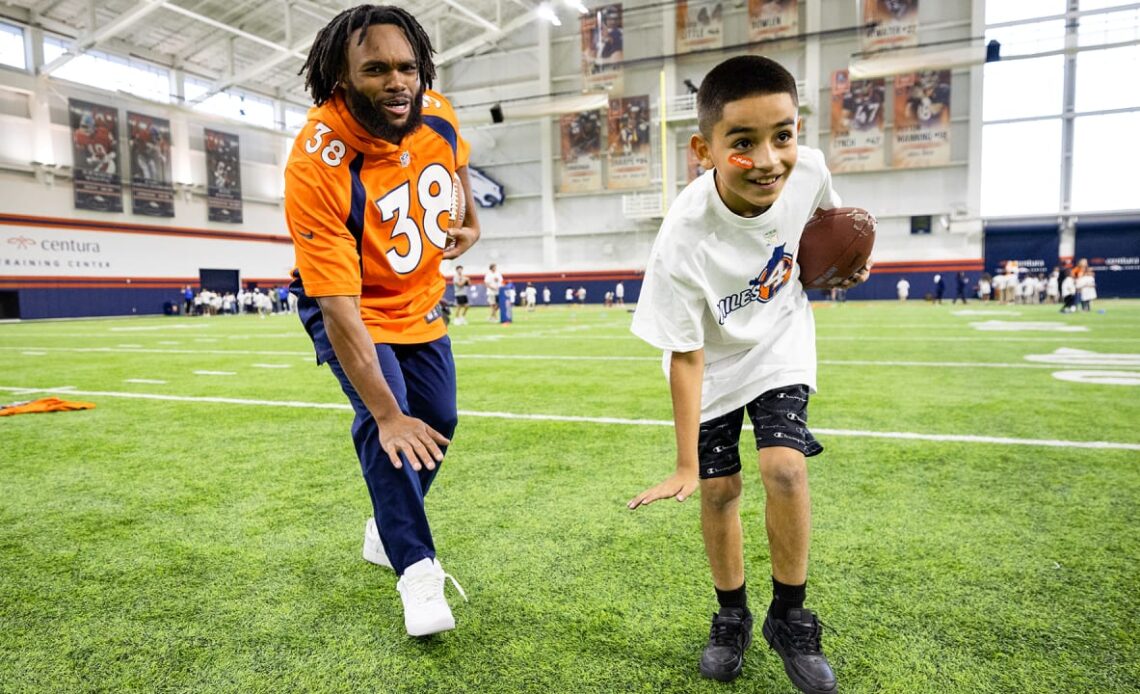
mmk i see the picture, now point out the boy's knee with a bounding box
[759,448,808,495]
[700,475,742,509]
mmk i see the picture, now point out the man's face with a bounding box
[692,92,799,218]
[342,23,423,143]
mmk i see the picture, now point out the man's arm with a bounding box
[317,294,449,471]
[627,348,704,509]
[443,165,481,260]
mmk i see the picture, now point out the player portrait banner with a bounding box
[676,0,724,54]
[862,0,919,52]
[127,112,174,217]
[581,4,624,93]
[606,96,651,190]
[205,129,243,223]
[68,98,122,213]
[560,111,603,193]
[748,0,799,42]
[828,69,885,173]
[892,71,951,169]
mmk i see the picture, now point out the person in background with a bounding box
[896,277,910,302]
[452,265,471,325]
[485,263,503,320]
[542,285,551,306]
[933,274,945,304]
[615,281,625,306]
[953,271,968,304]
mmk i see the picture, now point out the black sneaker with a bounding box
[762,608,837,694]
[699,606,753,682]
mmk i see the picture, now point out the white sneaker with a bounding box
[362,517,392,569]
[396,557,468,637]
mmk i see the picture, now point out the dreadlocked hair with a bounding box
[300,4,436,106]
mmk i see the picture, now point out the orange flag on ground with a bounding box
[0,397,96,416]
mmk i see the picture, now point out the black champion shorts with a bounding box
[456,295,469,306]
[697,384,823,480]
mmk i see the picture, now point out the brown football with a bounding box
[797,207,876,290]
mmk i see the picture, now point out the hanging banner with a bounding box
[127,112,174,217]
[68,99,122,212]
[862,0,919,52]
[582,4,624,93]
[892,70,951,168]
[748,0,799,42]
[828,70,886,173]
[606,96,651,190]
[205,129,243,223]
[560,111,603,193]
[676,0,724,54]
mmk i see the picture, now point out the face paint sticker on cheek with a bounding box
[728,154,753,170]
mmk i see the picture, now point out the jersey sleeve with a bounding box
[426,90,470,168]
[630,238,706,352]
[285,151,362,297]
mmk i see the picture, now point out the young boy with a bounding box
[627,55,869,692]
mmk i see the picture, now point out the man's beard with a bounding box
[344,83,424,144]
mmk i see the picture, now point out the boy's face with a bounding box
[693,92,800,218]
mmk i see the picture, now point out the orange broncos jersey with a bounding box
[286,89,470,344]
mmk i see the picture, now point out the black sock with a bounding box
[768,577,806,620]
[715,581,747,611]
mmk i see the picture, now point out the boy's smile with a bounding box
[693,92,800,218]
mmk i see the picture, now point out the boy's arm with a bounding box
[627,348,704,509]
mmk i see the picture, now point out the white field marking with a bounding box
[117,344,143,348]
[819,336,1140,342]
[1051,370,1140,386]
[252,363,292,369]
[193,370,236,376]
[0,346,312,356]
[21,351,46,356]
[157,341,180,345]
[970,320,1089,332]
[951,310,1023,316]
[110,324,208,331]
[1024,347,1140,368]
[0,385,1137,451]
[124,379,167,384]
[193,338,219,342]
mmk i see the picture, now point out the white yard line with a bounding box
[1,385,1136,451]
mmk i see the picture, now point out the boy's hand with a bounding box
[627,470,699,509]
[443,225,480,260]
[837,257,873,289]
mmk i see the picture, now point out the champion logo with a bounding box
[7,236,36,250]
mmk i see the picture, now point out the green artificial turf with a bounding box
[2,299,1138,692]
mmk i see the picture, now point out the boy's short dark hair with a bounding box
[697,56,799,138]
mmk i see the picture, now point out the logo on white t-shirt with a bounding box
[715,244,794,324]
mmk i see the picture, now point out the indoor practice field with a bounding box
[2,300,1138,693]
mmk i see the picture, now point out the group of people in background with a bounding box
[449,265,627,322]
[179,284,296,317]
[892,259,1097,312]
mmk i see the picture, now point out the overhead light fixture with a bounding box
[848,39,1001,79]
[536,3,562,26]
[563,0,589,14]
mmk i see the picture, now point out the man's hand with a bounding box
[443,224,480,260]
[838,257,873,289]
[375,412,451,472]
[627,469,699,509]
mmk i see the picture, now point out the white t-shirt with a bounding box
[630,147,840,421]
[485,270,503,294]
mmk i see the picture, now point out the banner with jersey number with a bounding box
[676,0,724,54]
[205,128,243,223]
[606,96,652,190]
[862,0,919,52]
[127,112,174,217]
[892,71,951,168]
[560,111,603,193]
[828,70,886,173]
[69,98,123,213]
